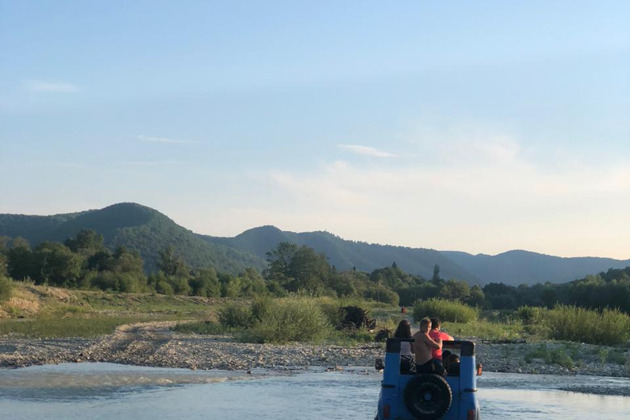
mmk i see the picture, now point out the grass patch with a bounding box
[546,305,630,346]
[524,343,575,369]
[244,297,332,343]
[413,299,479,323]
[0,315,165,338]
[445,319,525,341]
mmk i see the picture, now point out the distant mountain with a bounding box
[0,203,266,274]
[442,250,630,286]
[1,203,628,285]
[202,226,482,282]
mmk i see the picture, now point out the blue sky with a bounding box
[1,1,629,259]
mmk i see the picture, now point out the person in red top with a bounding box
[429,317,454,361]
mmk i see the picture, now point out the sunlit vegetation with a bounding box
[2,228,630,351]
[412,298,479,323]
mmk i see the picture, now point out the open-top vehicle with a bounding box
[375,338,481,420]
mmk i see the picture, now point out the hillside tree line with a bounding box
[0,231,628,314]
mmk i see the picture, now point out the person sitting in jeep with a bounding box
[394,319,415,374]
[411,318,445,375]
[429,317,454,364]
[444,353,461,377]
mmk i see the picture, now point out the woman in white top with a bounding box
[394,319,415,373]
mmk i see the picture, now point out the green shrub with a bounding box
[250,295,273,323]
[246,297,331,343]
[156,279,174,295]
[315,297,344,326]
[447,319,523,340]
[218,303,253,329]
[0,275,13,302]
[517,306,548,324]
[525,343,573,369]
[608,350,628,365]
[549,347,574,369]
[545,305,630,346]
[413,299,478,323]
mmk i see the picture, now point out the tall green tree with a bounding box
[157,245,189,277]
[64,230,105,257]
[33,242,83,287]
[6,239,36,281]
[190,268,221,297]
[264,242,298,285]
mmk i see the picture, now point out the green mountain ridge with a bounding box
[1,203,628,285]
[0,203,266,274]
[200,226,480,283]
[442,250,630,285]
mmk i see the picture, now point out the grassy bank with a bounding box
[2,283,629,353]
[0,283,219,338]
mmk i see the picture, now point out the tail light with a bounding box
[467,408,476,420]
[383,404,391,419]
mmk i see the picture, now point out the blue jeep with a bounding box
[375,338,481,420]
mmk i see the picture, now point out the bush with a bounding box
[524,343,574,369]
[218,303,253,329]
[250,295,273,323]
[516,306,548,325]
[363,284,400,306]
[545,305,630,346]
[0,275,13,302]
[413,298,478,323]
[156,279,174,295]
[92,272,145,293]
[316,297,344,326]
[246,297,331,343]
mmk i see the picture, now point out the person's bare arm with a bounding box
[424,333,441,349]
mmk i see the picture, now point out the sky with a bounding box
[1,1,629,259]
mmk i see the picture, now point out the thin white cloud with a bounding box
[24,80,79,93]
[338,144,397,158]
[267,135,630,259]
[137,135,198,145]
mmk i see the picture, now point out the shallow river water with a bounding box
[0,363,628,419]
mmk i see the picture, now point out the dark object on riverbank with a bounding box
[374,329,392,342]
[338,306,376,330]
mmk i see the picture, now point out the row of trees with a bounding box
[1,231,628,314]
[481,268,630,314]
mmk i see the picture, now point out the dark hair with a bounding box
[444,354,460,376]
[430,317,441,329]
[442,350,452,360]
[444,353,460,368]
[394,319,411,338]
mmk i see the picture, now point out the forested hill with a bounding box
[442,250,630,285]
[0,203,266,274]
[2,203,629,284]
[202,226,480,283]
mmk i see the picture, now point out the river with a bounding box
[0,363,628,419]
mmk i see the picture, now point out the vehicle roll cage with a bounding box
[385,338,476,357]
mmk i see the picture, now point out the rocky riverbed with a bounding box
[1,321,628,384]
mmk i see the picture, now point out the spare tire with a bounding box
[403,374,452,420]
